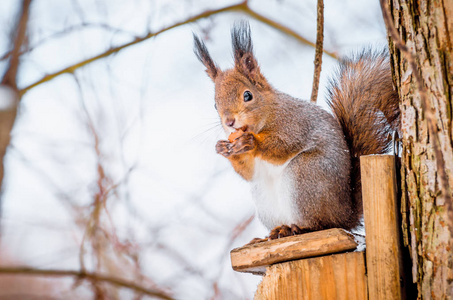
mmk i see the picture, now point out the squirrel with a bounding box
[193,21,400,241]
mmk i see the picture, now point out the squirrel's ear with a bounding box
[232,21,268,88]
[193,34,220,81]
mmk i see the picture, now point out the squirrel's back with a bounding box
[327,49,400,214]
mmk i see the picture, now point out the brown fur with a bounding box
[326,49,401,215]
[194,22,400,236]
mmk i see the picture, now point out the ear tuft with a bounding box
[193,33,219,81]
[231,21,269,89]
[231,21,253,67]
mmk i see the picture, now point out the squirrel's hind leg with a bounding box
[245,224,311,245]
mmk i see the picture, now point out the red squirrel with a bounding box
[193,21,400,240]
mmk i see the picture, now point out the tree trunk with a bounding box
[387,0,453,298]
[0,103,17,188]
[0,0,30,229]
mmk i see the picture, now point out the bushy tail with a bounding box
[326,49,400,213]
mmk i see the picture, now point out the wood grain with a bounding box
[230,228,357,274]
[255,251,367,300]
[361,155,405,300]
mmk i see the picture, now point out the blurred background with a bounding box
[0,0,386,299]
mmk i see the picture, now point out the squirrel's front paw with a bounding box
[230,132,256,155]
[216,133,256,157]
[216,140,233,157]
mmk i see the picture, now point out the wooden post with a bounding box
[255,252,367,300]
[361,155,405,300]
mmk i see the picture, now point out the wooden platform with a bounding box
[230,228,358,275]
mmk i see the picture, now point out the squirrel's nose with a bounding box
[225,117,235,127]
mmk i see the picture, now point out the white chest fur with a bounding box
[250,158,297,229]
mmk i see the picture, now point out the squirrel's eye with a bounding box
[214,103,217,110]
[243,91,253,102]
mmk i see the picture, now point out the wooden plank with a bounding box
[230,228,357,274]
[254,251,367,300]
[361,155,405,300]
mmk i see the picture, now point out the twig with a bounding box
[0,267,174,300]
[0,22,138,62]
[229,214,255,242]
[310,0,324,104]
[210,214,255,299]
[240,4,335,59]
[19,1,338,96]
[380,0,453,235]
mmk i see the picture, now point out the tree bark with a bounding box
[386,0,453,298]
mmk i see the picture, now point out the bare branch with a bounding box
[19,1,338,95]
[310,0,324,104]
[0,267,174,300]
[241,3,335,59]
[0,22,138,61]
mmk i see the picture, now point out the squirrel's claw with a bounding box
[244,224,310,246]
[268,224,309,240]
[216,133,256,157]
[269,225,291,239]
[230,132,256,155]
[216,140,232,157]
